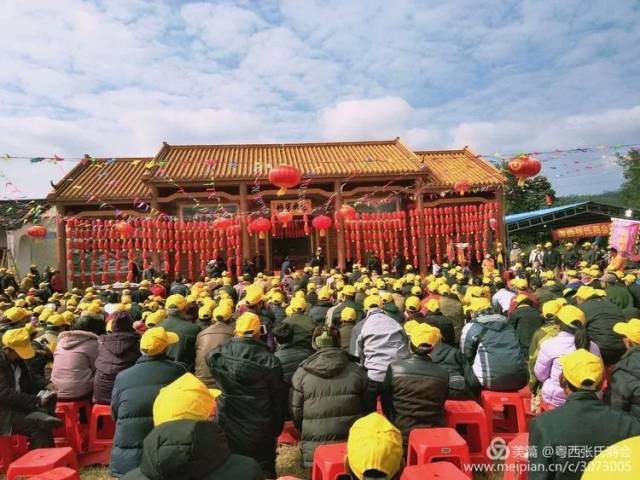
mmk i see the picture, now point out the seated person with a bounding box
[609,318,640,418]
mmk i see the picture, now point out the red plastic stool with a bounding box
[503,433,529,480]
[31,467,81,480]
[444,400,490,465]
[278,421,301,446]
[1,435,29,473]
[401,461,469,479]
[480,390,527,441]
[406,428,472,478]
[311,442,347,480]
[6,447,78,480]
[53,400,91,453]
[80,404,114,466]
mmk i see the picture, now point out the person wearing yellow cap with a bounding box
[460,295,528,391]
[543,241,561,273]
[606,246,626,274]
[344,412,403,480]
[527,300,563,397]
[194,303,234,389]
[1,325,62,449]
[534,305,602,410]
[161,293,200,372]
[561,241,579,271]
[121,372,262,480]
[382,322,449,443]
[131,279,152,304]
[309,286,333,325]
[508,276,540,314]
[529,349,640,480]
[609,319,640,418]
[272,322,314,411]
[491,275,516,315]
[207,311,286,477]
[601,271,635,311]
[422,297,456,347]
[149,277,167,299]
[290,326,367,467]
[509,294,543,353]
[437,282,465,342]
[575,284,627,365]
[330,283,364,328]
[336,306,357,352]
[283,296,315,347]
[109,326,187,476]
[622,273,640,307]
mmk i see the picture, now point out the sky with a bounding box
[1,0,639,199]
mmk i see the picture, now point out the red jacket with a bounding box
[150,283,167,298]
[51,273,64,293]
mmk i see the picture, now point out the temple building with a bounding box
[47,138,506,286]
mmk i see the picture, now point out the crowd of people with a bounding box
[1,239,640,479]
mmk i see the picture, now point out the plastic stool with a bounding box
[503,433,529,480]
[278,421,300,446]
[1,435,29,473]
[401,461,469,479]
[6,447,78,480]
[406,428,471,477]
[480,391,528,441]
[31,467,81,480]
[311,442,347,480]
[80,404,114,466]
[444,400,490,465]
[54,400,91,453]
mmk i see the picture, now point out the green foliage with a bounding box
[553,190,627,208]
[616,149,640,210]
[500,160,556,214]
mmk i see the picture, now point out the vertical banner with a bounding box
[610,218,640,257]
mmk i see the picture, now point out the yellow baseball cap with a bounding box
[235,312,261,336]
[341,307,357,323]
[582,436,640,480]
[542,299,562,319]
[46,314,66,327]
[425,298,440,313]
[405,296,421,312]
[469,297,491,313]
[623,274,637,285]
[166,294,187,310]
[244,286,263,306]
[347,413,403,480]
[613,319,640,344]
[140,327,179,356]
[363,295,381,311]
[557,305,586,327]
[2,327,35,359]
[576,286,597,300]
[512,278,528,290]
[318,287,331,301]
[307,282,316,292]
[198,304,212,321]
[408,323,441,348]
[560,348,604,390]
[514,294,530,306]
[291,297,306,313]
[411,285,423,296]
[213,304,233,322]
[342,285,356,297]
[153,373,220,426]
[437,284,451,295]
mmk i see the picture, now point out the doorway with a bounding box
[272,236,310,271]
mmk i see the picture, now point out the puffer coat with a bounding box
[93,332,140,404]
[51,330,99,400]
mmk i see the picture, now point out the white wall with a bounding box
[6,214,58,279]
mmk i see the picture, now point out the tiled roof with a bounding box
[415,148,506,187]
[144,139,427,182]
[48,157,153,203]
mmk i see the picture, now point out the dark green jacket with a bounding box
[535,285,563,306]
[605,283,634,310]
[430,342,476,399]
[609,346,640,419]
[382,302,403,323]
[423,312,455,347]
[508,305,543,353]
[274,343,313,387]
[110,355,187,477]
[290,348,367,466]
[529,391,640,480]
[579,298,626,364]
[438,295,465,344]
[543,249,561,269]
[207,338,286,455]
[309,301,333,326]
[121,420,264,480]
[331,298,364,326]
[628,283,640,308]
[283,313,316,347]
[163,312,200,372]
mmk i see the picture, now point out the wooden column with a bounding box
[495,187,507,245]
[265,232,272,274]
[56,206,68,289]
[239,182,251,260]
[334,181,346,271]
[150,186,161,272]
[414,178,427,275]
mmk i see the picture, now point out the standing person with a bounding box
[562,242,579,270]
[460,299,528,392]
[309,247,325,269]
[149,278,166,299]
[279,256,292,280]
[575,286,626,365]
[207,312,286,478]
[1,327,61,449]
[290,327,367,467]
[382,322,449,443]
[509,242,522,266]
[529,244,544,266]
[93,312,141,405]
[162,294,200,371]
[534,305,601,409]
[109,328,186,477]
[529,349,640,480]
[609,319,640,418]
[194,303,234,388]
[355,295,410,412]
[543,242,561,271]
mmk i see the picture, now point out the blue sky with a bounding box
[0,0,639,199]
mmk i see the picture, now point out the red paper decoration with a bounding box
[115,221,133,237]
[454,180,470,195]
[250,217,272,239]
[26,225,47,238]
[269,165,302,196]
[312,215,332,237]
[276,211,293,228]
[339,204,357,220]
[508,155,542,186]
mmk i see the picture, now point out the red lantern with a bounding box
[250,217,272,239]
[115,221,134,237]
[269,165,302,196]
[213,217,231,230]
[454,180,470,196]
[339,204,357,221]
[276,211,293,228]
[545,194,553,205]
[26,225,47,239]
[507,155,541,186]
[312,215,332,237]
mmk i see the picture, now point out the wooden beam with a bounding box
[414,178,427,275]
[56,206,68,289]
[334,181,346,271]
[239,182,250,260]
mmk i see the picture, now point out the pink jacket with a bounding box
[51,330,99,400]
[534,331,601,407]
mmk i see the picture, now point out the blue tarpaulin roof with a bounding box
[505,202,588,225]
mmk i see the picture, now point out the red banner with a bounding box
[552,222,611,240]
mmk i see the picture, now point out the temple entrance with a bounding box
[272,235,310,271]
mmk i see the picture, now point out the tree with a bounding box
[499,160,556,214]
[616,149,640,210]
